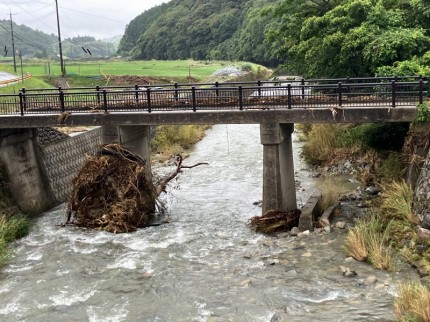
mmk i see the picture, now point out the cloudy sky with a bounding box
[0,0,170,40]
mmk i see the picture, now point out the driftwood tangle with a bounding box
[66,144,208,233]
[249,209,301,234]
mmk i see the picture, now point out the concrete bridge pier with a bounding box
[0,129,55,214]
[102,125,151,173]
[260,123,297,214]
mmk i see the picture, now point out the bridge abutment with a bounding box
[0,129,55,214]
[260,123,297,214]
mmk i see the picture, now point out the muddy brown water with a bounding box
[0,124,420,321]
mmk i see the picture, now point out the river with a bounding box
[0,124,419,321]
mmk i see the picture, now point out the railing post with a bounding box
[301,78,305,100]
[96,85,101,105]
[338,82,343,107]
[192,86,197,112]
[346,76,351,94]
[103,90,108,113]
[174,83,179,102]
[419,76,424,105]
[287,84,292,109]
[19,92,24,116]
[391,79,396,108]
[215,81,219,97]
[134,85,139,104]
[21,87,27,111]
[59,89,65,112]
[146,88,151,113]
[239,86,243,110]
[257,80,262,98]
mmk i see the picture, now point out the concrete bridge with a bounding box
[0,76,426,216]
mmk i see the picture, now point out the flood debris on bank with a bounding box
[249,209,301,234]
[65,144,207,233]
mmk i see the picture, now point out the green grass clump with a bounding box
[380,181,418,224]
[345,211,396,271]
[0,214,31,266]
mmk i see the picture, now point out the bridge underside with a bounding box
[0,106,417,128]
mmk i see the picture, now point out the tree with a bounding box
[268,0,430,77]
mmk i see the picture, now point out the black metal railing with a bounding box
[0,76,426,116]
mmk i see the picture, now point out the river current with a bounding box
[0,124,419,321]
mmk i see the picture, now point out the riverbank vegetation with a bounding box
[0,171,31,266]
[395,281,430,322]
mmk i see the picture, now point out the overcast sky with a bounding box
[0,0,170,40]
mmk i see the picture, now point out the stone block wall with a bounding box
[414,146,430,220]
[40,128,102,203]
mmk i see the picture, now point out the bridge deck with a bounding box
[0,77,425,127]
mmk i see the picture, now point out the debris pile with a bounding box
[211,66,244,77]
[249,209,301,234]
[66,144,158,233]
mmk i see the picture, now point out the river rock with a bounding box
[290,227,300,236]
[271,312,289,322]
[366,275,378,285]
[335,221,346,229]
[298,230,310,237]
[366,185,381,195]
[285,269,298,278]
[421,214,430,229]
[339,266,357,277]
[417,227,430,240]
[238,279,253,287]
[420,275,430,286]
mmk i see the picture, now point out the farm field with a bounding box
[0,59,265,93]
[0,59,255,79]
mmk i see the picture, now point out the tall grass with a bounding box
[345,212,396,271]
[151,125,210,160]
[395,281,430,322]
[380,181,419,224]
[301,124,345,165]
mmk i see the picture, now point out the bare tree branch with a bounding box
[156,155,208,196]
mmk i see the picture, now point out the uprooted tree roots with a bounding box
[249,209,301,234]
[65,144,207,233]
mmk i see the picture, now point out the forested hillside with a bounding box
[270,0,430,78]
[0,20,57,58]
[0,20,117,60]
[117,0,282,66]
[119,0,430,78]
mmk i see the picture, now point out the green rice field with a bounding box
[1,59,254,79]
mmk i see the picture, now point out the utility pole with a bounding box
[55,0,65,77]
[9,11,17,73]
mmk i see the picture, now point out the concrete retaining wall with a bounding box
[40,128,102,203]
